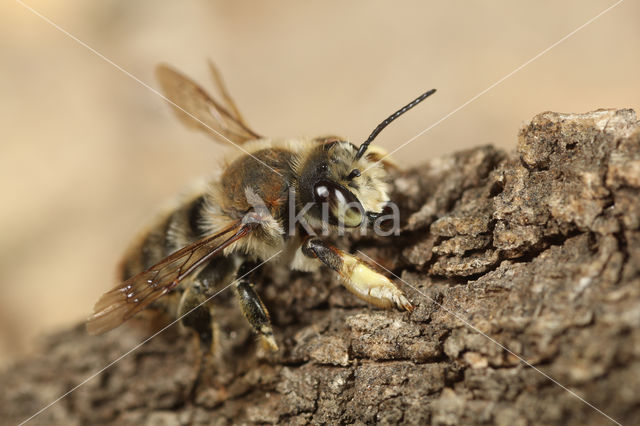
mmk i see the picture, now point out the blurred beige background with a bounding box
[1,0,639,365]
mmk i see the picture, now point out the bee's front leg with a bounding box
[235,261,279,351]
[301,237,413,311]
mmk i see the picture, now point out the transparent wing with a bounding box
[155,63,261,145]
[87,221,254,335]
[207,60,247,126]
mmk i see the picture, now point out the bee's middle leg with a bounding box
[234,261,278,351]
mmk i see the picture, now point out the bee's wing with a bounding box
[155,63,261,145]
[207,61,249,128]
[87,221,254,335]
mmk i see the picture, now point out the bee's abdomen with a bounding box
[119,194,208,281]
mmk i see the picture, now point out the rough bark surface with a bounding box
[3,109,640,426]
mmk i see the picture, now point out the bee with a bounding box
[87,62,436,356]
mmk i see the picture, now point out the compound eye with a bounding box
[313,180,355,206]
[313,180,363,227]
[314,182,331,202]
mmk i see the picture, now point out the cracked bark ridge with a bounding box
[2,109,640,425]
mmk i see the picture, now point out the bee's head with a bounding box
[294,88,437,230]
[296,139,390,228]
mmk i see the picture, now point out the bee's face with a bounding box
[296,140,390,228]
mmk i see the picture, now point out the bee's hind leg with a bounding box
[178,281,216,359]
[177,256,238,385]
[177,280,218,391]
[234,261,278,351]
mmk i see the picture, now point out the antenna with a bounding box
[355,88,437,160]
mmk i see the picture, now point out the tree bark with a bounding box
[3,109,640,425]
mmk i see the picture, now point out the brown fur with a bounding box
[89,63,416,358]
